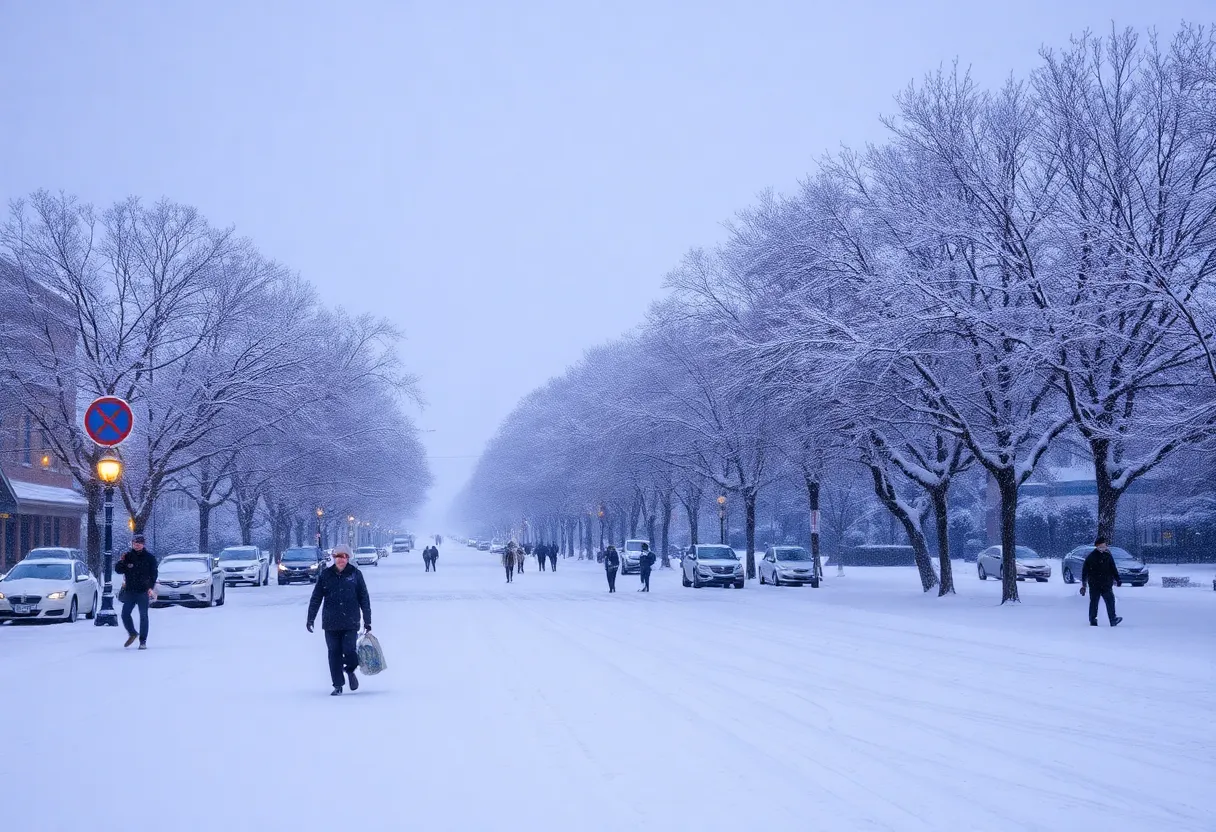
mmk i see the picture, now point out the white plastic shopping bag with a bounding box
[356,632,387,675]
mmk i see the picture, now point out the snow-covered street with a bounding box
[3,548,1214,831]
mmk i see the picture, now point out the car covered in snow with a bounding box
[354,546,380,567]
[682,544,745,589]
[152,556,225,607]
[489,541,506,554]
[976,545,1051,582]
[277,546,326,584]
[23,546,86,565]
[620,539,651,574]
[758,545,820,587]
[0,558,99,623]
[391,536,411,553]
[217,545,269,587]
[1060,546,1149,587]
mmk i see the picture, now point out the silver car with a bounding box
[153,557,226,607]
[354,546,379,567]
[0,558,99,623]
[976,545,1051,582]
[758,546,820,587]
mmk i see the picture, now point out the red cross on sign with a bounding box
[84,397,134,447]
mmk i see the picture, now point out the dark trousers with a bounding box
[606,567,617,592]
[425,555,435,572]
[120,591,150,642]
[1088,585,1117,624]
[549,553,557,570]
[538,555,546,571]
[325,628,359,688]
[505,560,514,582]
[640,568,651,591]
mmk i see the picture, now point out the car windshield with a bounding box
[1110,548,1139,562]
[283,549,319,562]
[218,548,258,561]
[161,560,209,574]
[356,547,376,554]
[697,546,736,560]
[26,548,74,560]
[4,562,72,581]
[1014,547,1040,560]
[625,542,646,552]
[774,547,811,561]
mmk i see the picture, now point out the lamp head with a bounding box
[97,455,123,484]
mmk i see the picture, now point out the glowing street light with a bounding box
[94,455,125,627]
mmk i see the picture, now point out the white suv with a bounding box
[217,545,269,587]
[681,544,745,589]
[620,539,651,574]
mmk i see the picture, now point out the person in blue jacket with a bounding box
[307,544,372,695]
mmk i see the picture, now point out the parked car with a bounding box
[489,541,505,554]
[976,546,1051,582]
[1060,546,1149,586]
[391,536,411,553]
[152,557,225,608]
[376,546,389,558]
[277,546,326,584]
[681,544,745,589]
[620,539,651,575]
[0,558,99,622]
[354,546,380,567]
[162,551,221,569]
[478,541,491,551]
[217,545,269,587]
[758,545,820,587]
[23,547,86,564]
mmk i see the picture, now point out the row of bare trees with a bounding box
[1,191,430,572]
[456,25,1216,603]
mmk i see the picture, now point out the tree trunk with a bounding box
[1092,438,1120,542]
[659,489,673,568]
[628,494,641,538]
[930,485,954,596]
[805,474,823,582]
[996,470,1020,604]
[198,500,211,553]
[743,488,757,579]
[868,465,938,592]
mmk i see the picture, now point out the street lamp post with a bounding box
[718,495,727,545]
[94,455,123,627]
[316,508,324,549]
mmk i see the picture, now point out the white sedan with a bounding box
[153,557,226,607]
[217,545,270,586]
[758,546,820,587]
[0,558,99,623]
[353,546,380,567]
[976,545,1052,582]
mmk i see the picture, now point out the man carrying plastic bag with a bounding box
[306,544,372,696]
[357,631,387,675]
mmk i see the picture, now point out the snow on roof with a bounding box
[9,480,88,509]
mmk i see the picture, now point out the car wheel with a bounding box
[86,592,98,620]
[681,570,691,588]
[1063,567,1074,584]
[263,571,269,586]
[811,577,820,588]
[978,564,987,580]
[735,580,744,589]
[692,572,701,589]
[759,571,766,585]
[65,596,78,623]
[773,572,782,587]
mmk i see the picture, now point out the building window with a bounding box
[22,414,32,465]
[53,517,61,546]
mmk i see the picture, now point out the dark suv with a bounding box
[277,546,325,584]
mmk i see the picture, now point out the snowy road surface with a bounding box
[2,549,1214,831]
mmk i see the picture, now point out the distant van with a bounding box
[391,537,411,553]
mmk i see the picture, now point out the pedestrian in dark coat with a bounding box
[604,545,620,592]
[430,544,439,571]
[1080,537,1123,627]
[548,543,558,571]
[306,544,372,695]
[537,542,547,571]
[638,544,655,592]
[114,534,158,648]
[503,542,517,583]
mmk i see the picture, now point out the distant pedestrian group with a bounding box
[422,544,440,572]
[534,542,558,571]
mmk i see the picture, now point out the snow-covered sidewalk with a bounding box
[2,550,1212,831]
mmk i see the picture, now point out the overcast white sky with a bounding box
[2,0,1210,530]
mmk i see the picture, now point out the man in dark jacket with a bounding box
[536,542,547,571]
[307,544,372,695]
[549,543,558,571]
[638,543,655,592]
[604,545,620,593]
[114,534,158,649]
[1080,537,1123,627]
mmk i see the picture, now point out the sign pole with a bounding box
[84,397,133,628]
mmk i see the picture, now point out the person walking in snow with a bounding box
[536,542,547,571]
[115,534,158,649]
[549,543,558,571]
[637,542,655,592]
[1080,536,1123,627]
[503,541,517,583]
[604,544,620,593]
[516,541,526,574]
[306,543,372,696]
